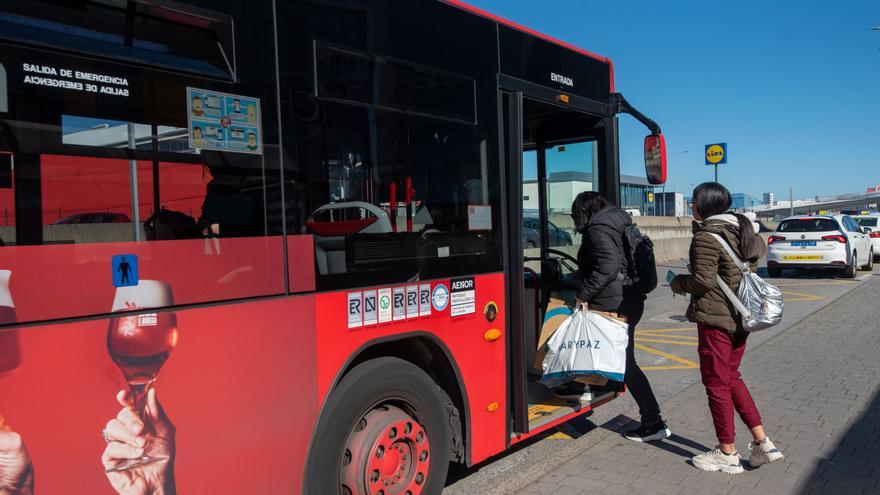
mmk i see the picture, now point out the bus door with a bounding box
[502,88,614,436]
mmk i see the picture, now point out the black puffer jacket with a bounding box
[577,207,636,312]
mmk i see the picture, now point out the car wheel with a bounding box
[767,267,782,278]
[842,254,858,279]
[862,250,874,271]
[305,357,452,495]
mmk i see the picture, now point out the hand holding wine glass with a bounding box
[106,281,178,472]
[102,389,176,495]
[0,419,34,495]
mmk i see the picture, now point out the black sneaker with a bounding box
[623,421,671,442]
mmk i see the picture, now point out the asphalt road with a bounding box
[443,261,880,494]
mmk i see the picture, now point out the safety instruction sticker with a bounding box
[450,277,476,317]
[187,87,262,154]
[111,254,138,288]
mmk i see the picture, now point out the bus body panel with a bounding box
[312,272,507,464]
[0,296,318,493]
[0,0,627,491]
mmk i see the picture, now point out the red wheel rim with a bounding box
[340,404,430,495]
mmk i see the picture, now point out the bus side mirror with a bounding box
[644,134,667,185]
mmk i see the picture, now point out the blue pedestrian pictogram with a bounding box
[112,254,138,288]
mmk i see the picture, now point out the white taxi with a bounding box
[766,215,874,278]
[852,214,880,262]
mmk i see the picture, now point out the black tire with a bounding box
[842,254,858,279]
[305,357,452,495]
[767,267,782,278]
[861,250,874,271]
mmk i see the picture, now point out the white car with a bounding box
[852,214,880,262]
[766,215,874,278]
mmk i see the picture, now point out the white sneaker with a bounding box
[553,384,592,402]
[692,447,744,474]
[749,438,784,467]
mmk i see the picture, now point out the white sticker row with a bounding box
[348,284,434,329]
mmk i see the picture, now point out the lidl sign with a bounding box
[705,143,727,165]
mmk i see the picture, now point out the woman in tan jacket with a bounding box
[671,182,784,474]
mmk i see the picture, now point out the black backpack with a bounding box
[622,224,658,294]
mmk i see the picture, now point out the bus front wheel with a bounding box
[306,357,452,495]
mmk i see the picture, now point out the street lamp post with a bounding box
[664,150,690,217]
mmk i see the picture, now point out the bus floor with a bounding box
[523,380,616,432]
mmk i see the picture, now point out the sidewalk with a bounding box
[511,275,880,495]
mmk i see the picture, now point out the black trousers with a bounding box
[619,292,663,426]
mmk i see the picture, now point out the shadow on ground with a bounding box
[797,389,880,494]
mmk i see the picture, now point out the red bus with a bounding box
[0,1,666,493]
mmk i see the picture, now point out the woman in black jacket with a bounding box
[563,191,670,442]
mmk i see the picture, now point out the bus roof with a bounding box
[442,0,616,92]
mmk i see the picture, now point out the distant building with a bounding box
[523,172,656,215]
[656,192,685,217]
[731,193,761,211]
[763,192,775,206]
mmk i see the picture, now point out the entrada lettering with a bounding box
[551,72,574,87]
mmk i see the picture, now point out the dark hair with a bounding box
[691,182,757,256]
[571,191,611,233]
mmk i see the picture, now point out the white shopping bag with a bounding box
[540,305,629,387]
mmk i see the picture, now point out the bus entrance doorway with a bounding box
[504,94,618,438]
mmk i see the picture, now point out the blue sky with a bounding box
[467,0,880,200]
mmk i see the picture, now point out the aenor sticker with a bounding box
[450,276,476,317]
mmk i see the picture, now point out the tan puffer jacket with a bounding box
[679,214,766,334]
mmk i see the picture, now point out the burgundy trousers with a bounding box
[697,324,763,444]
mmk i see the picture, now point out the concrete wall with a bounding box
[0,224,144,245]
[545,214,695,263]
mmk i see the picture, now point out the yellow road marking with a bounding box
[635,343,700,369]
[782,290,824,302]
[636,331,697,339]
[636,327,694,332]
[642,364,700,371]
[635,337,699,346]
[774,281,850,287]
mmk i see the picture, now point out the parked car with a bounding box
[522,217,573,249]
[852,214,880,262]
[766,215,874,278]
[54,212,131,224]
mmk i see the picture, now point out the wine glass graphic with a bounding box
[106,280,178,473]
[0,270,20,381]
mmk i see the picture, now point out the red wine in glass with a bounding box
[106,310,178,472]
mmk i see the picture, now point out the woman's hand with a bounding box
[670,275,687,295]
[102,389,176,495]
[0,424,34,495]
